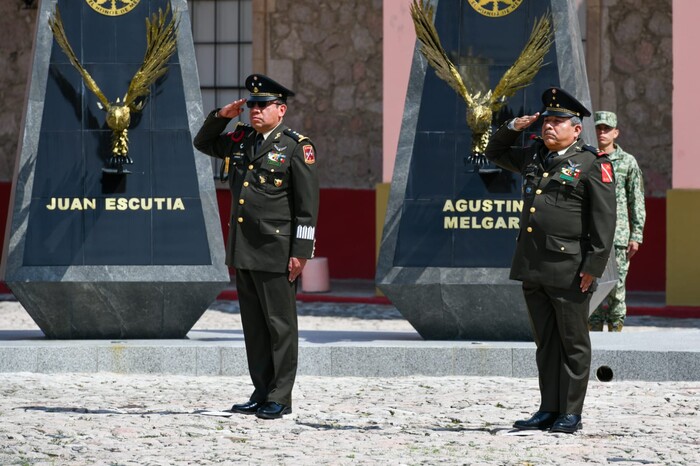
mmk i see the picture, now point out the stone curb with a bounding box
[1,328,698,381]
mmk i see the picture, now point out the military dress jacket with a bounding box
[485,124,616,290]
[194,110,319,273]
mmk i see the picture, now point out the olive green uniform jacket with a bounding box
[193,111,319,272]
[485,126,617,290]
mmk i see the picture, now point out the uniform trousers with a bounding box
[522,281,592,415]
[236,268,298,406]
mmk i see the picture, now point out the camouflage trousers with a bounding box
[589,247,629,331]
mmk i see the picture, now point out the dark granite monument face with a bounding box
[0,0,229,339]
[376,0,617,341]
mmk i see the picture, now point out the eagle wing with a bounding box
[489,11,553,112]
[48,7,110,109]
[410,0,475,109]
[123,5,179,112]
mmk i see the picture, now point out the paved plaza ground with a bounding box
[0,298,698,465]
[1,372,698,465]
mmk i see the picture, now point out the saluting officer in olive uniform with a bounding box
[194,74,319,420]
[485,88,616,434]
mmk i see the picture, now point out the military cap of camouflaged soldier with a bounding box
[594,111,618,128]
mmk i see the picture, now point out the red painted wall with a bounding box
[0,181,10,250]
[216,187,377,279]
[625,197,665,291]
[0,181,664,288]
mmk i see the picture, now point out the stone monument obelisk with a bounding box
[0,0,229,339]
[376,0,617,340]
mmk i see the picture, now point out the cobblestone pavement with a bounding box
[0,373,698,465]
[1,299,699,465]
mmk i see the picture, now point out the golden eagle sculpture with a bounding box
[410,0,553,164]
[49,5,179,173]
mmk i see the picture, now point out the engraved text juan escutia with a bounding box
[46,197,186,211]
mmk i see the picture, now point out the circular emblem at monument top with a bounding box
[467,0,523,18]
[86,0,141,16]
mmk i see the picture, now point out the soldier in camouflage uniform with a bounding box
[588,111,646,332]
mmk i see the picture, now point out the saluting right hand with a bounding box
[218,98,247,119]
[512,112,540,131]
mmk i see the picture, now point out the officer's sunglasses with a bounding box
[246,100,283,109]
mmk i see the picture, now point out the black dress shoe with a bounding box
[255,401,292,420]
[230,400,262,415]
[550,414,582,433]
[513,411,559,430]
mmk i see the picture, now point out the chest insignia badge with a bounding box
[267,152,287,166]
[560,160,581,181]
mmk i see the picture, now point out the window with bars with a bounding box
[188,0,253,179]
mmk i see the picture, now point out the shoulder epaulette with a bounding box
[226,122,253,142]
[582,144,607,157]
[529,135,545,148]
[284,128,310,143]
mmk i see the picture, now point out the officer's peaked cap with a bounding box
[540,87,591,118]
[245,74,295,102]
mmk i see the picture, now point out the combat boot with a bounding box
[589,322,604,332]
[608,322,623,332]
